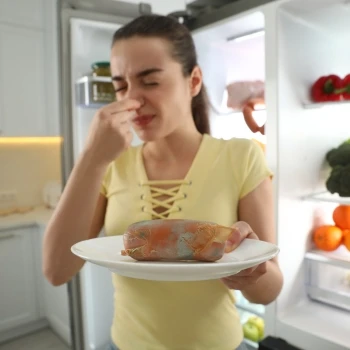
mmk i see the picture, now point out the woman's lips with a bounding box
[132,115,154,127]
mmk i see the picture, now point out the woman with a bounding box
[43,14,283,350]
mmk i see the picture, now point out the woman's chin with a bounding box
[134,128,162,143]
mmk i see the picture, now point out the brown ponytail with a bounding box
[112,14,211,135]
[192,86,210,134]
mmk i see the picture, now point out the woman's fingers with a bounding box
[225,221,257,253]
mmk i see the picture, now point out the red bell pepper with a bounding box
[311,75,343,102]
[341,74,350,100]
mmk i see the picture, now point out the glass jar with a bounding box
[91,61,115,103]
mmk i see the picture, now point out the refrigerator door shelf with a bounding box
[305,248,350,312]
[305,248,350,270]
[306,285,350,312]
[64,0,152,18]
[75,76,115,108]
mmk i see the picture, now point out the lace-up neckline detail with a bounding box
[136,135,209,219]
[140,180,191,219]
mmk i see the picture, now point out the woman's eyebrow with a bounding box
[112,68,163,81]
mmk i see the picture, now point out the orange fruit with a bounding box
[313,225,343,251]
[343,229,350,251]
[333,205,350,230]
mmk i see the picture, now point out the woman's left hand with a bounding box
[221,221,267,290]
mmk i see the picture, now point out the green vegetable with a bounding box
[326,142,350,167]
[326,165,350,197]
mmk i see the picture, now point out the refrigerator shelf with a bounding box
[75,76,115,108]
[302,191,350,205]
[305,249,350,270]
[303,100,350,109]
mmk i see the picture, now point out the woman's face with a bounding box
[110,36,202,141]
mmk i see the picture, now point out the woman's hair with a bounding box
[112,14,210,135]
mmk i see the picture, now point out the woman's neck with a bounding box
[143,128,203,163]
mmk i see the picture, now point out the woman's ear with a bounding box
[190,66,203,97]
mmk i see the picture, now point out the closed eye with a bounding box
[114,87,127,93]
[114,82,158,93]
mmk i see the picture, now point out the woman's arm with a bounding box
[222,178,283,305]
[238,178,283,304]
[42,152,107,286]
[43,98,141,286]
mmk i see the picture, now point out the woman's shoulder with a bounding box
[115,144,140,165]
[104,144,141,176]
[206,135,264,156]
[101,145,141,192]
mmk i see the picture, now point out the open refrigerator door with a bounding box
[69,19,123,350]
[58,2,151,349]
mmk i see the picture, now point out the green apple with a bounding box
[243,321,260,342]
[247,316,265,340]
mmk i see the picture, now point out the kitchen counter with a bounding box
[0,206,54,231]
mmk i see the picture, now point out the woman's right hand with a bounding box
[84,98,141,167]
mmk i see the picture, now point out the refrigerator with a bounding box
[56,0,350,350]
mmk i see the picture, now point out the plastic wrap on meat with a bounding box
[121,219,234,262]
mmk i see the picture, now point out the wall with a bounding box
[0,139,62,209]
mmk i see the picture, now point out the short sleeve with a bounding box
[100,163,112,197]
[238,139,273,199]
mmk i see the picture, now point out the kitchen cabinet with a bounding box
[0,223,71,345]
[0,0,60,137]
[0,0,44,30]
[0,226,42,334]
[0,25,47,137]
[37,225,71,345]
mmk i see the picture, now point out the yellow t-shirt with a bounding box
[101,134,272,350]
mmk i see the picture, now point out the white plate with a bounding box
[71,235,279,282]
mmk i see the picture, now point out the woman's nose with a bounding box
[126,89,145,106]
[137,97,145,106]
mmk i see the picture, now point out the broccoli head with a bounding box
[326,164,350,197]
[326,142,350,167]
